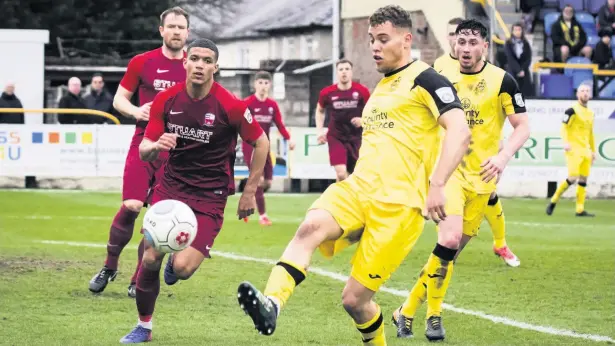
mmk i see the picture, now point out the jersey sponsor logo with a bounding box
[153,79,177,91]
[167,122,214,143]
[363,108,395,130]
[244,108,253,123]
[435,87,455,103]
[203,113,216,127]
[156,69,169,73]
[254,114,273,123]
[332,100,359,109]
[460,99,484,127]
[514,93,525,108]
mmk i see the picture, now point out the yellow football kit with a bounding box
[562,103,595,177]
[433,53,460,81]
[440,62,526,237]
[310,61,463,291]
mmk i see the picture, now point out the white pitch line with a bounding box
[35,239,615,343]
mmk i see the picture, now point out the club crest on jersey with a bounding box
[475,79,486,95]
[352,91,359,99]
[203,113,216,127]
[244,108,253,123]
[268,107,274,114]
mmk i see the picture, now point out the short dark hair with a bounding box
[254,71,272,81]
[369,5,412,30]
[448,17,464,26]
[335,58,353,67]
[160,6,189,28]
[187,38,219,61]
[455,19,488,40]
[91,73,103,80]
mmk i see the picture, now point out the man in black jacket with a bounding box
[0,82,24,124]
[84,73,114,124]
[551,5,592,63]
[58,77,98,124]
[598,0,615,33]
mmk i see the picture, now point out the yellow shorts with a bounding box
[443,174,491,237]
[310,178,424,292]
[566,152,591,177]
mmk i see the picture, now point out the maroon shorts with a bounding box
[242,142,273,180]
[149,187,227,258]
[122,142,168,204]
[327,135,361,174]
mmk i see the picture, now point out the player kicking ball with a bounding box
[546,83,596,217]
[393,19,530,341]
[89,7,189,298]
[242,71,295,226]
[119,38,269,343]
[236,6,471,345]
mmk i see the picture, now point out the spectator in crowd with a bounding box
[58,77,96,124]
[521,0,542,33]
[0,82,24,124]
[505,22,534,96]
[593,28,614,69]
[598,0,615,33]
[84,73,114,123]
[551,5,592,63]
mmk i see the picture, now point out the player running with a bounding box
[236,6,471,345]
[119,38,269,344]
[546,83,596,217]
[315,59,370,181]
[242,71,295,226]
[89,7,189,298]
[393,19,530,341]
[436,16,521,267]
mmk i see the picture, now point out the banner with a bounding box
[287,127,336,179]
[233,127,291,179]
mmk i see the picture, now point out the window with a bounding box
[301,35,314,60]
[284,37,296,59]
[238,46,250,67]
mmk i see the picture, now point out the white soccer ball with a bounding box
[142,199,197,253]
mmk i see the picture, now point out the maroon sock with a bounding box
[130,238,145,284]
[105,205,139,270]
[136,263,160,319]
[256,186,266,215]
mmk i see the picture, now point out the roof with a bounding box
[215,0,333,39]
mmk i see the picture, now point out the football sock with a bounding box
[355,305,385,346]
[576,182,587,213]
[485,195,507,249]
[256,186,266,215]
[264,259,306,310]
[130,239,145,284]
[401,266,428,318]
[105,205,139,270]
[551,179,573,204]
[135,263,160,326]
[426,244,457,318]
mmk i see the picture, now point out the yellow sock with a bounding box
[263,259,306,310]
[485,195,507,249]
[576,182,587,213]
[425,245,457,318]
[551,179,572,204]
[355,305,386,346]
[401,266,427,318]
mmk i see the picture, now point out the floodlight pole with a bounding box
[332,0,340,83]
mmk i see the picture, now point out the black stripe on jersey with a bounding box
[499,73,527,113]
[414,68,463,116]
[563,108,575,124]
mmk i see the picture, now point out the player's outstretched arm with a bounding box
[113,55,151,121]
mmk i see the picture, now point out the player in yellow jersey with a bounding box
[234,5,471,346]
[392,19,530,342]
[433,17,464,77]
[546,83,596,217]
[435,16,522,268]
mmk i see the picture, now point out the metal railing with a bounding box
[0,108,120,125]
[532,62,615,97]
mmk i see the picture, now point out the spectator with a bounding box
[505,23,534,97]
[551,5,592,63]
[593,28,614,69]
[521,0,543,33]
[598,0,615,33]
[57,77,95,124]
[84,73,114,123]
[0,82,24,124]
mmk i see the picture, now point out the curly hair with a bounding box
[455,19,488,40]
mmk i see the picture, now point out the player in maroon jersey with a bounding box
[119,38,269,343]
[89,7,189,298]
[315,59,370,182]
[242,71,295,226]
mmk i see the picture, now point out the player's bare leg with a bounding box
[342,278,386,345]
[164,246,206,285]
[237,209,343,335]
[120,244,165,343]
[575,176,594,217]
[257,179,273,226]
[90,199,144,298]
[333,164,349,182]
[547,176,577,215]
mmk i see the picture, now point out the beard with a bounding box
[164,38,184,52]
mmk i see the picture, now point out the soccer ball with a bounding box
[142,199,197,253]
